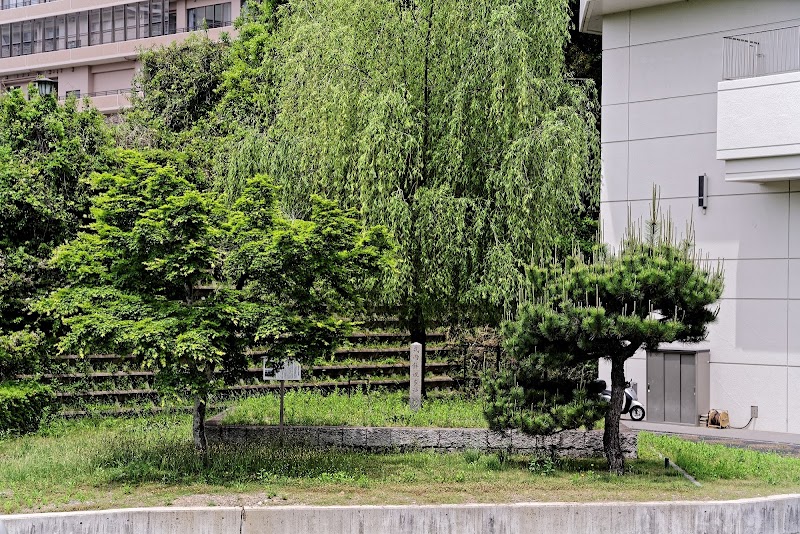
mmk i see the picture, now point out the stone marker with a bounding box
[410,342,422,411]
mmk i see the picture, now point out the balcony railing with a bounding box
[58,88,132,100]
[723,25,800,80]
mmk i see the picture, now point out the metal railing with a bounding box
[58,88,132,100]
[723,25,800,80]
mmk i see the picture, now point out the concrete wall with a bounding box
[205,420,638,459]
[6,495,800,534]
[598,0,800,433]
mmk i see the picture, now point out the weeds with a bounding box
[222,389,486,428]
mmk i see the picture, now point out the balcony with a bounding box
[718,26,800,182]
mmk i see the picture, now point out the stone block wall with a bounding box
[205,417,637,458]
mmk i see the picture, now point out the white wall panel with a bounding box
[629,35,722,102]
[599,199,631,249]
[619,194,789,260]
[601,142,628,204]
[788,368,800,433]
[720,259,788,300]
[629,135,787,200]
[628,134,720,200]
[629,0,800,46]
[601,103,629,143]
[602,11,630,51]
[602,47,630,106]
[787,301,800,368]
[709,362,787,432]
[788,193,800,258]
[628,93,717,141]
[788,260,800,299]
[707,300,788,367]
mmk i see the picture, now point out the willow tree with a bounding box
[256,0,599,376]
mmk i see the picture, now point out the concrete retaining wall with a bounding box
[206,419,637,459]
[5,495,800,534]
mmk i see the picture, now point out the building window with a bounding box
[0,1,178,57]
[65,89,80,98]
[187,3,231,31]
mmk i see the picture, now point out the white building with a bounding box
[581,0,800,432]
[0,0,240,113]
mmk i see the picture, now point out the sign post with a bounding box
[263,359,302,433]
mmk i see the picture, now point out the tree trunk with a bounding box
[409,302,427,397]
[603,355,626,475]
[193,394,208,460]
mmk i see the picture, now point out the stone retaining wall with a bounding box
[205,417,637,458]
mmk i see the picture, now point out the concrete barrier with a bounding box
[4,495,800,534]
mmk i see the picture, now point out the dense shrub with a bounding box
[0,381,53,433]
[0,330,44,379]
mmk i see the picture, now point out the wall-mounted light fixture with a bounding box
[698,174,708,211]
[33,77,57,98]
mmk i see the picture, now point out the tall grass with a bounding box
[221,390,487,428]
[640,432,800,484]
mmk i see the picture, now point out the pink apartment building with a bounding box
[0,0,241,113]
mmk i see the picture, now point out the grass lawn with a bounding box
[220,390,487,428]
[2,413,800,514]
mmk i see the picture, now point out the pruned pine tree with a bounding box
[490,193,723,474]
[253,0,599,383]
[40,151,391,457]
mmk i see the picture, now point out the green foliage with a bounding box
[222,390,486,428]
[226,176,393,369]
[218,0,600,333]
[39,150,392,444]
[39,149,236,402]
[487,196,724,471]
[0,330,45,379]
[126,34,231,135]
[483,358,604,435]
[0,381,53,433]
[0,89,112,379]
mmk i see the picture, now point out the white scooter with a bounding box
[598,380,645,421]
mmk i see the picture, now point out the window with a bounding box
[101,7,113,43]
[1,23,10,57]
[114,6,125,42]
[187,3,231,30]
[55,15,65,50]
[65,89,80,98]
[67,13,78,49]
[125,4,138,40]
[43,17,54,52]
[89,10,101,46]
[138,2,149,38]
[0,1,179,57]
[11,22,20,56]
[150,0,162,37]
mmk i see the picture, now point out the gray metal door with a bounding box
[680,354,696,424]
[664,353,681,422]
[647,352,665,422]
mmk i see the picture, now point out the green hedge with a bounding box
[0,381,53,433]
